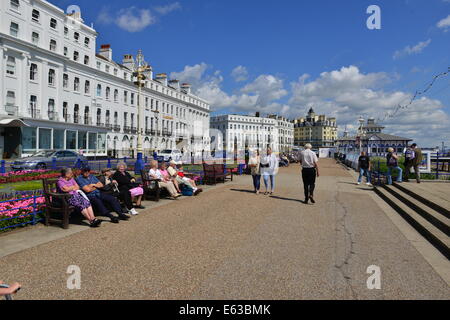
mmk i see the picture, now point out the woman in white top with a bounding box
[248,150,261,194]
[260,147,279,195]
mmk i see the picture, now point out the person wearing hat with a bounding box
[76,167,130,222]
[167,160,202,195]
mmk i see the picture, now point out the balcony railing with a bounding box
[84,117,92,126]
[96,122,105,127]
[105,123,113,130]
[113,125,121,132]
[28,108,41,119]
[131,127,137,134]
[48,111,59,121]
[73,115,80,124]
[123,126,131,133]
[63,114,72,123]
[5,105,19,116]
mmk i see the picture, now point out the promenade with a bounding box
[0,159,448,300]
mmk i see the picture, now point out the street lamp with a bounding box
[358,116,365,154]
[133,50,151,174]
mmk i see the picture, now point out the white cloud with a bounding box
[289,65,449,146]
[231,66,249,82]
[97,4,180,33]
[115,7,155,32]
[437,14,450,31]
[393,39,432,59]
[154,2,182,15]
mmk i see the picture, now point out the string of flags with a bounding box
[377,67,450,123]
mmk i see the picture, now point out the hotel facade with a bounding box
[294,108,338,148]
[210,113,294,154]
[0,0,211,159]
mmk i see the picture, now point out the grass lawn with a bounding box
[0,180,44,192]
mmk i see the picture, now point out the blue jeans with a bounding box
[252,175,261,191]
[358,168,371,183]
[263,174,275,192]
[387,166,403,185]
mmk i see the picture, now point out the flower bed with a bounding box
[0,195,46,232]
[0,170,60,184]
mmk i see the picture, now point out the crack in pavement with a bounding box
[333,189,358,299]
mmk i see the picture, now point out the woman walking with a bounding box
[261,147,279,195]
[57,167,101,228]
[248,150,261,194]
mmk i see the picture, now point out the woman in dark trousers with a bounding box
[112,162,145,215]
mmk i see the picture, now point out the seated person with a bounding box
[76,167,129,222]
[148,160,180,200]
[57,167,101,228]
[0,281,21,297]
[159,162,181,193]
[112,162,144,215]
[168,160,202,195]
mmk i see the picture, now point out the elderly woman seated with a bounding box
[148,160,180,200]
[112,162,144,215]
[57,167,102,228]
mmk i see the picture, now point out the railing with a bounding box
[96,122,105,127]
[105,123,113,130]
[48,111,59,121]
[73,115,80,124]
[0,195,45,232]
[28,108,41,119]
[123,126,131,133]
[5,105,19,116]
[84,117,92,126]
[113,125,121,132]
[63,114,72,123]
[131,127,138,134]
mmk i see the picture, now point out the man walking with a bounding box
[300,144,319,204]
[404,143,423,183]
[357,151,372,186]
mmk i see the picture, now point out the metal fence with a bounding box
[0,195,44,232]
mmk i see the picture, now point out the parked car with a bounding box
[158,149,182,162]
[11,150,87,171]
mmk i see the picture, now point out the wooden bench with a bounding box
[42,178,74,229]
[202,163,233,185]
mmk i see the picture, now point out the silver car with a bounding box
[12,150,87,171]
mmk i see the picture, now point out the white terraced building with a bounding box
[210,113,294,154]
[0,0,210,159]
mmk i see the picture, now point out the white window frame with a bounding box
[6,56,16,76]
[10,22,19,37]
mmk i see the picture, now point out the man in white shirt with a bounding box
[300,144,320,204]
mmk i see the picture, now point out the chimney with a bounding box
[181,83,192,95]
[168,79,180,91]
[122,54,135,71]
[99,44,112,61]
[255,112,260,118]
[155,73,168,86]
[67,9,83,22]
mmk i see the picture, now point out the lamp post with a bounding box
[358,116,365,154]
[133,50,150,174]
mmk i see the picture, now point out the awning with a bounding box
[0,117,108,133]
[0,118,28,127]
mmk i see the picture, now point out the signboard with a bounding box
[419,151,432,174]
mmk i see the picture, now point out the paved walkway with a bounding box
[0,159,448,299]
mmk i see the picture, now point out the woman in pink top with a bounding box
[57,168,101,228]
[160,162,181,193]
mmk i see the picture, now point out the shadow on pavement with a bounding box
[269,195,304,203]
[230,188,256,194]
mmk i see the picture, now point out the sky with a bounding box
[50,0,450,147]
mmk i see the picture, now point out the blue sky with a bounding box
[50,0,450,146]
